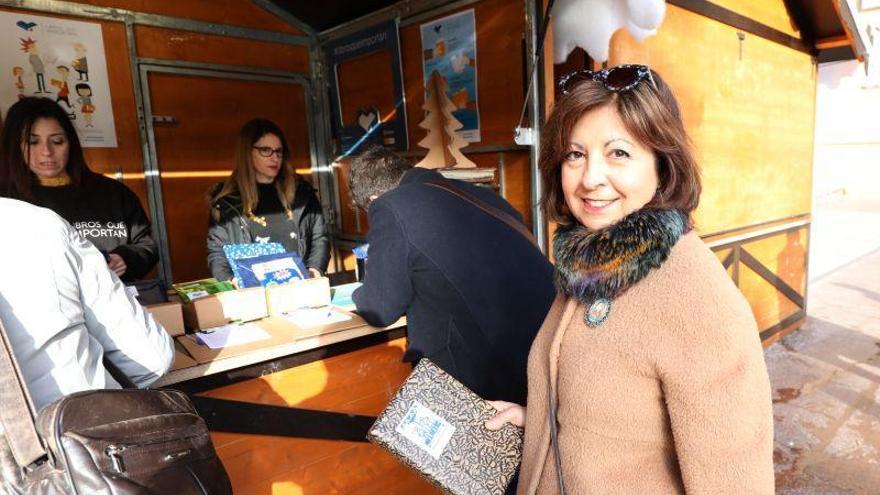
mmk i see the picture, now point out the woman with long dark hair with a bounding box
[207,118,329,281]
[0,97,158,281]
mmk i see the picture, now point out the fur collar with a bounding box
[553,208,690,304]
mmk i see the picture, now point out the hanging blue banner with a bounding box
[325,20,408,156]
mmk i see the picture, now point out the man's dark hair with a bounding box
[348,145,413,211]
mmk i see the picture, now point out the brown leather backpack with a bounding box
[0,320,232,495]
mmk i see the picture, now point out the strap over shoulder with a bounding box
[424,180,538,248]
[0,319,49,468]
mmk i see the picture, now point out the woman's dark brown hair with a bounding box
[0,97,92,202]
[540,68,701,225]
[210,118,296,221]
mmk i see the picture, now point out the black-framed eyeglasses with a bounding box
[558,64,657,95]
[253,146,284,158]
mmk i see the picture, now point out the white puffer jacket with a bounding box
[0,198,174,412]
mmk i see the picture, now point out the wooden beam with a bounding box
[815,35,852,50]
[667,0,812,54]
[781,0,816,47]
[831,0,864,61]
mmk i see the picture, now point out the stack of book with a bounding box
[439,167,497,184]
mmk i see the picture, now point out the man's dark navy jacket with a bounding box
[352,168,556,404]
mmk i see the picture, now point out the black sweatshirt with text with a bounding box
[31,174,159,282]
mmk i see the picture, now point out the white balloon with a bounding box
[552,0,616,63]
[626,0,666,30]
[625,20,656,43]
[552,0,666,63]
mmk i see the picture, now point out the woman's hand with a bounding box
[308,268,322,278]
[107,254,127,277]
[485,400,526,430]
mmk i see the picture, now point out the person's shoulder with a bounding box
[208,181,225,198]
[663,232,732,290]
[209,182,240,207]
[294,177,319,201]
[208,181,230,206]
[445,178,522,218]
[209,183,244,223]
[295,176,316,193]
[457,178,514,204]
[87,172,124,190]
[650,231,757,343]
[0,198,71,241]
[85,173,138,200]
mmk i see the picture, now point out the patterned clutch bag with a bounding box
[367,359,523,495]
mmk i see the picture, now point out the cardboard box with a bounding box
[182,287,268,330]
[266,277,331,316]
[170,349,198,371]
[145,301,185,337]
[178,310,366,364]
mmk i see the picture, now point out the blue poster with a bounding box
[325,20,407,156]
[420,9,480,143]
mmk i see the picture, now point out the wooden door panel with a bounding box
[147,71,310,282]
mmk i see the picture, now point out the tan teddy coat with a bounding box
[517,232,775,494]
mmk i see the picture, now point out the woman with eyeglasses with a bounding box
[486,66,774,494]
[207,118,329,282]
[0,97,158,282]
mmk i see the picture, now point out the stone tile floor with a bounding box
[769,233,880,493]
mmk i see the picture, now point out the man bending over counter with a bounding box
[348,146,555,405]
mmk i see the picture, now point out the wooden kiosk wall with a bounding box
[0,2,408,494]
[334,0,815,341]
[0,1,818,493]
[334,0,533,265]
[0,0,314,283]
[599,0,814,345]
[199,1,532,492]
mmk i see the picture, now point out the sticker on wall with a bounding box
[0,12,117,147]
[420,9,480,143]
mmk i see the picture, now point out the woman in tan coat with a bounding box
[486,65,774,494]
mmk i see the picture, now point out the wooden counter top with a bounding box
[156,310,405,387]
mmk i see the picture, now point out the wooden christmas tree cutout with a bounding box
[417,70,477,169]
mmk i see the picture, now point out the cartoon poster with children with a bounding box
[420,9,480,142]
[0,12,117,147]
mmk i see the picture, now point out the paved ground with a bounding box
[808,195,880,281]
[769,197,880,494]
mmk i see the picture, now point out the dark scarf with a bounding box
[553,208,690,306]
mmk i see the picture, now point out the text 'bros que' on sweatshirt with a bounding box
[31,173,159,281]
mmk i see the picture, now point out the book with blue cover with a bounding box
[233,252,309,288]
[222,243,285,286]
[330,282,362,308]
[172,278,235,303]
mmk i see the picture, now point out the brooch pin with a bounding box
[584,298,612,327]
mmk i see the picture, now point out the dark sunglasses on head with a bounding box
[558,64,657,95]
